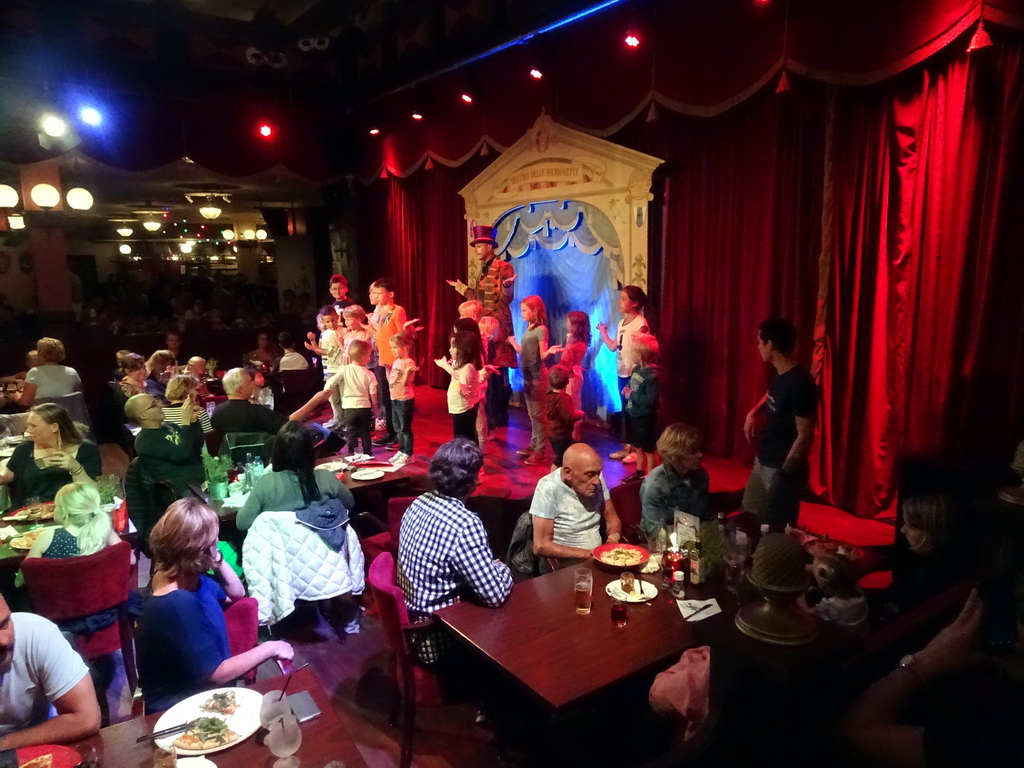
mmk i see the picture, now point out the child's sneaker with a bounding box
[391,453,411,467]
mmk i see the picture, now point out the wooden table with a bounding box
[435,562,694,711]
[76,668,367,768]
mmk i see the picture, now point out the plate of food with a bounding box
[9,528,51,551]
[6,502,56,522]
[350,468,385,482]
[316,460,348,473]
[592,543,650,572]
[153,687,263,755]
[803,539,865,561]
[605,573,658,602]
[15,744,81,768]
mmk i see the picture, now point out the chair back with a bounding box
[37,391,94,441]
[276,369,320,415]
[368,552,413,657]
[22,540,133,660]
[388,496,418,554]
[223,597,260,684]
[220,431,273,464]
[124,458,179,553]
[610,481,643,541]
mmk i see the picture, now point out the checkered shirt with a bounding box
[397,491,512,662]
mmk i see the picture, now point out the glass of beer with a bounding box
[153,746,177,767]
[574,568,593,615]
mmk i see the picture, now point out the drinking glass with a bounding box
[611,598,627,627]
[260,690,292,729]
[724,553,745,593]
[153,746,177,767]
[573,568,593,615]
[266,712,302,768]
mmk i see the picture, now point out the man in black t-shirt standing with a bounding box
[741,317,817,530]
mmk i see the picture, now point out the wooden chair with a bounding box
[21,540,138,694]
[610,480,644,543]
[367,552,451,768]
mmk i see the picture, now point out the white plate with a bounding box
[605,579,658,603]
[6,435,23,444]
[153,687,263,755]
[316,460,348,473]
[0,447,14,459]
[351,468,385,481]
[178,759,217,768]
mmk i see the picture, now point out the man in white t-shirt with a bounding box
[529,443,622,571]
[0,595,100,749]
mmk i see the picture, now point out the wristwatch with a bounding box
[897,654,917,674]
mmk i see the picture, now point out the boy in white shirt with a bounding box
[325,340,377,456]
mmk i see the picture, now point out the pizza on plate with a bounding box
[19,755,54,768]
[200,690,239,715]
[9,529,44,551]
[173,716,239,751]
[23,504,55,522]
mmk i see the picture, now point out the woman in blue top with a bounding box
[136,498,294,712]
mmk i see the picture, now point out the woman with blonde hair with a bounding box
[23,483,124,560]
[639,422,710,537]
[136,498,293,712]
[17,336,82,407]
[163,374,213,433]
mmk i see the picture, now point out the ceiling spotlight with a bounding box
[258,124,273,138]
[529,68,543,80]
[411,112,423,121]
[199,205,222,220]
[170,254,180,261]
[460,93,473,104]
[30,183,60,209]
[116,226,133,237]
[221,229,235,240]
[119,244,132,255]
[40,115,67,138]
[79,107,102,126]
[255,228,267,241]
[180,243,193,254]
[65,187,94,211]
[624,32,640,48]
[369,128,380,136]
[143,220,162,232]
[243,229,256,240]
[0,184,19,208]
[8,215,25,230]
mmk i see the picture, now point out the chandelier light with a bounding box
[199,205,222,220]
[0,184,18,208]
[65,187,94,211]
[119,244,132,255]
[116,226,133,237]
[30,183,60,209]
[143,220,162,232]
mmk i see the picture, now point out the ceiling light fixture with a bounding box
[369,128,380,136]
[243,229,256,240]
[460,93,473,104]
[255,229,268,241]
[30,183,60,209]
[116,226,133,237]
[199,205,222,220]
[411,112,423,121]
[79,107,102,126]
[529,68,543,80]
[40,115,67,138]
[180,243,193,254]
[0,184,19,208]
[221,229,235,240]
[8,215,25,230]
[143,220,162,232]
[65,187,94,211]
[119,244,132,255]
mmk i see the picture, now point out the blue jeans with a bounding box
[392,399,414,455]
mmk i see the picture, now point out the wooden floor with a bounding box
[97,387,894,768]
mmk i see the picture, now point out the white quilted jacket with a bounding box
[242,510,365,625]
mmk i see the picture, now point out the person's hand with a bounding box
[597,322,608,332]
[270,640,294,661]
[621,386,631,398]
[574,409,585,420]
[484,364,498,376]
[306,331,316,342]
[915,589,984,678]
[182,404,199,424]
[506,336,517,347]
[547,344,564,356]
[310,390,331,404]
[46,451,79,472]
[743,411,757,443]
[502,275,516,288]
[403,318,424,332]
[446,279,459,288]
[434,357,448,368]
[303,341,316,352]
[408,365,420,373]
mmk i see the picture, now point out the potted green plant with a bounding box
[202,447,232,500]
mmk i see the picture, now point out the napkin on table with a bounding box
[675,598,721,622]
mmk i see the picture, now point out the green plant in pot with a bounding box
[202,447,232,500]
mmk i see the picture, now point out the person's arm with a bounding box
[536,326,550,359]
[367,368,378,414]
[24,528,57,560]
[506,335,522,354]
[457,364,478,398]
[743,392,769,443]
[498,261,517,303]
[450,520,513,607]
[532,516,592,560]
[842,591,984,768]
[288,389,331,422]
[781,414,814,474]
[304,331,325,356]
[210,546,245,602]
[434,357,454,374]
[445,279,470,297]
[46,444,99,486]
[603,496,622,544]
[210,640,294,685]
[15,381,36,407]
[640,476,672,539]
[596,322,617,352]
[236,477,264,531]
[0,675,100,750]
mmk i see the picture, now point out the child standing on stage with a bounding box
[623,333,661,483]
[341,305,375,365]
[305,305,344,429]
[325,339,377,457]
[550,310,590,441]
[546,366,583,469]
[597,286,650,465]
[508,294,550,465]
[368,279,406,450]
[387,333,418,466]
[435,330,483,444]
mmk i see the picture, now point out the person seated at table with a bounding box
[144,349,177,400]
[887,494,966,611]
[274,331,310,371]
[1,349,37,388]
[398,438,513,664]
[801,553,869,634]
[163,374,213,433]
[0,594,101,749]
[124,393,204,494]
[118,352,148,399]
[15,337,82,408]
[184,356,210,395]
[136,498,294,712]
[639,423,711,538]
[245,331,280,369]
[211,367,329,436]
[23,483,123,561]
[529,443,622,572]
[164,330,186,368]
[0,403,100,507]
[237,420,354,531]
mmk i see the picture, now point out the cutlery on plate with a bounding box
[137,719,196,742]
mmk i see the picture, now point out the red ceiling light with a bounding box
[411,112,423,120]
[624,32,640,48]
[369,127,380,135]
[529,68,543,80]
[258,123,273,138]
[460,93,473,104]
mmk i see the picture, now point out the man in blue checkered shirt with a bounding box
[398,438,513,663]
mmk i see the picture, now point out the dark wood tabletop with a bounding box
[435,562,695,711]
[75,668,367,768]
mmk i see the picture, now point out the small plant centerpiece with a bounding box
[202,446,232,500]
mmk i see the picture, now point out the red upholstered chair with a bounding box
[610,480,644,543]
[367,552,449,768]
[21,540,138,692]
[360,496,417,564]
[222,597,261,684]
